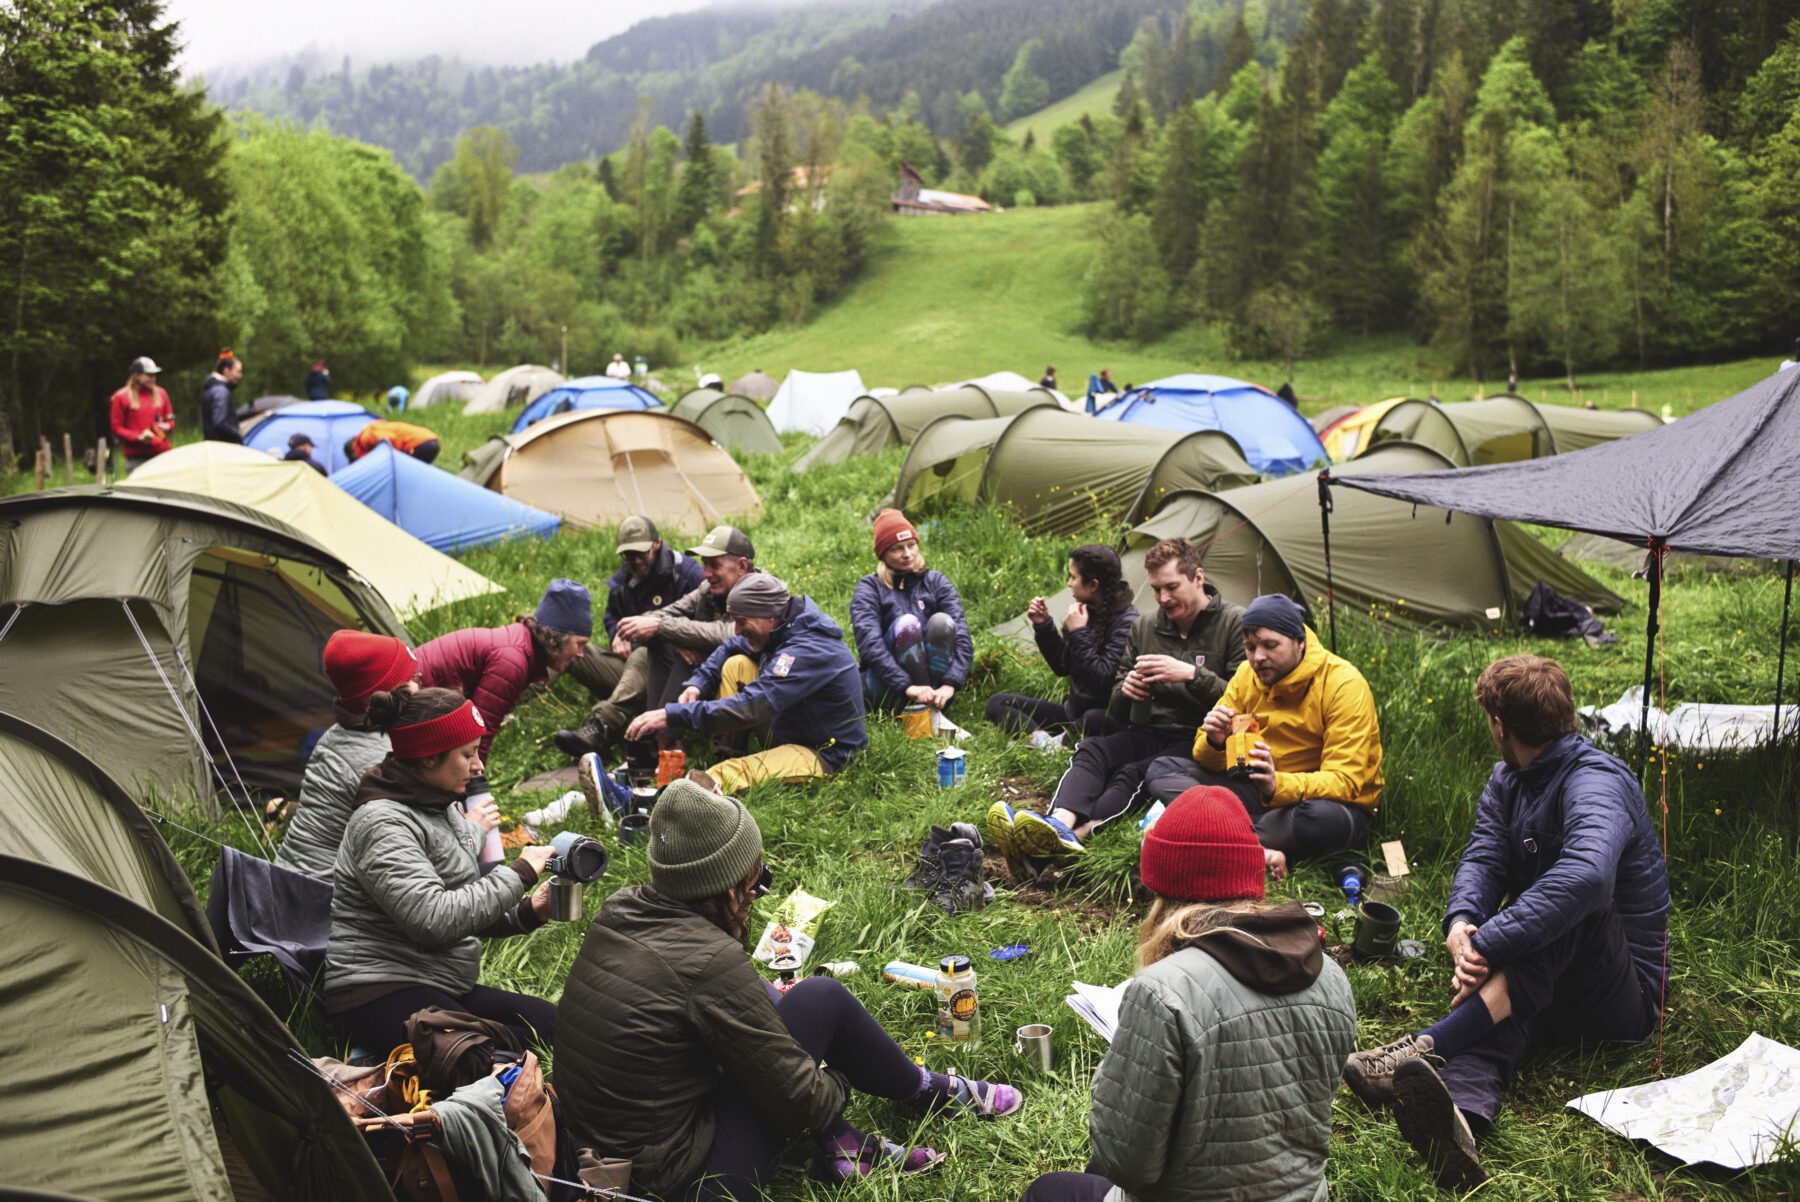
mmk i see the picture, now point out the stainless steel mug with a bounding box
[547,878,583,922]
[1015,1023,1054,1072]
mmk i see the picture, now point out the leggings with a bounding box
[680,975,922,1201]
[984,693,1111,737]
[330,982,558,1056]
[1020,1171,1113,1202]
[864,612,958,707]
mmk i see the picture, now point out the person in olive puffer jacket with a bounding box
[322,688,557,1054]
[1019,785,1356,1202]
[556,779,1021,1200]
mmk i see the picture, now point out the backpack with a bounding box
[404,1006,524,1093]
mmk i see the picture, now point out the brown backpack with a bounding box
[403,1006,524,1094]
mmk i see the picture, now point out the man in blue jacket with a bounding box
[626,573,867,795]
[1342,655,1670,1188]
[200,352,244,443]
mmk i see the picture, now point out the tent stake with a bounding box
[1777,559,1795,739]
[1637,539,1665,773]
[1317,470,1338,653]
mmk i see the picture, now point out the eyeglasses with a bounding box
[752,864,773,899]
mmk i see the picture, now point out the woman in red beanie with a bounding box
[1019,786,1356,1202]
[322,687,558,1054]
[849,508,974,711]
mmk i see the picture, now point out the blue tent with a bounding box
[334,444,558,550]
[332,443,561,553]
[1098,374,1326,476]
[512,376,662,433]
[242,400,378,474]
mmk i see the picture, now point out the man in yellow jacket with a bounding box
[1144,593,1382,870]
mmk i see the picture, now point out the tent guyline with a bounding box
[1316,471,1339,654]
[1777,560,1795,738]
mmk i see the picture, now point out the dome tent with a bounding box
[1099,373,1328,475]
[896,407,1259,535]
[332,441,562,553]
[766,368,867,435]
[670,387,785,456]
[792,383,1058,473]
[412,368,483,408]
[240,399,378,473]
[729,369,780,400]
[465,363,564,413]
[0,487,408,801]
[463,408,763,532]
[512,375,663,432]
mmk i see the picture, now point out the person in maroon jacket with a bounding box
[416,579,592,759]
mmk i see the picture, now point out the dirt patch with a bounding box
[996,775,1052,814]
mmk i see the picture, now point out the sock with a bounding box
[911,1066,961,1104]
[1419,994,1495,1061]
[815,1119,873,1161]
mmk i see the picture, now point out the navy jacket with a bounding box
[306,368,331,400]
[200,375,241,443]
[849,569,974,694]
[603,546,703,639]
[1447,733,1670,998]
[1033,601,1138,717]
[669,597,867,770]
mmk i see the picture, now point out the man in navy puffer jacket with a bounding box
[1342,654,1670,1189]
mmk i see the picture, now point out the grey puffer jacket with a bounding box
[276,724,390,879]
[1089,904,1356,1202]
[322,759,542,1006]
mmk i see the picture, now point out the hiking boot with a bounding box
[905,825,953,891]
[577,751,631,823]
[1342,1032,1439,1107]
[1392,1057,1485,1190]
[555,719,610,759]
[1011,810,1086,863]
[931,837,993,914]
[947,820,982,847]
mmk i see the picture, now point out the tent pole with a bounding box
[1317,470,1338,654]
[1636,540,1665,773]
[1776,559,1794,738]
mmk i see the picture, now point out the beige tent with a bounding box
[794,383,1057,473]
[1363,395,1663,465]
[465,363,565,413]
[129,442,501,618]
[896,406,1260,535]
[464,409,764,532]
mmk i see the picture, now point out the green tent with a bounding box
[0,488,407,805]
[0,713,390,1201]
[998,442,1621,642]
[670,387,785,456]
[792,383,1057,473]
[896,406,1260,535]
[1364,394,1662,465]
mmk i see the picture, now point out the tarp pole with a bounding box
[1317,470,1338,654]
[1776,559,1795,737]
[1636,539,1665,772]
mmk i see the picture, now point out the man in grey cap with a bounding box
[558,514,703,756]
[625,572,866,794]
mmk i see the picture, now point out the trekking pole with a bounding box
[1317,469,1338,654]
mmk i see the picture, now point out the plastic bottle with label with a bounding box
[935,955,980,1043]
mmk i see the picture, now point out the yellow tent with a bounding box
[127,443,501,618]
[1319,397,1414,461]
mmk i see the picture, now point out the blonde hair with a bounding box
[1136,896,1277,968]
[875,546,926,588]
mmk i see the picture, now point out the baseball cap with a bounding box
[129,356,162,374]
[617,515,660,555]
[690,525,754,560]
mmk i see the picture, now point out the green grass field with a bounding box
[1004,71,1125,148]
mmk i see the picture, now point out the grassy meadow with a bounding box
[118,373,1800,1201]
[1003,71,1126,148]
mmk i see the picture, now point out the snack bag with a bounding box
[1225,713,1263,779]
[752,888,834,967]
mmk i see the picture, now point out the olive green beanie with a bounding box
[647,778,764,900]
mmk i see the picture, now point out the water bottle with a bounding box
[466,774,504,869]
[935,955,980,1043]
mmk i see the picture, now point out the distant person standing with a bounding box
[109,356,174,468]
[200,352,244,444]
[605,354,632,381]
[306,360,332,401]
[1039,365,1057,391]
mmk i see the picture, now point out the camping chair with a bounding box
[206,845,333,1001]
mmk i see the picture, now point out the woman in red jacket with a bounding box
[110,355,175,466]
[416,579,593,759]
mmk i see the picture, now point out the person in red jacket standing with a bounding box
[110,355,175,467]
[415,579,593,759]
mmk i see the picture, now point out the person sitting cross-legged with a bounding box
[850,508,973,713]
[625,574,866,795]
[1142,593,1383,876]
[1341,655,1671,1189]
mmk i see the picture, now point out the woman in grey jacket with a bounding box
[1021,786,1356,1202]
[322,687,556,1054]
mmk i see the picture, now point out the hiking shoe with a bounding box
[947,820,982,847]
[554,719,610,759]
[1012,810,1086,862]
[577,752,630,823]
[905,825,953,891]
[1343,1032,1439,1107]
[930,837,993,914]
[982,801,1016,860]
[1392,1057,1485,1190]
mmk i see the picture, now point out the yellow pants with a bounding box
[709,655,827,793]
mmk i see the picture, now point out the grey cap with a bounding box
[726,573,790,618]
[616,515,659,555]
[647,778,764,900]
[691,525,754,559]
[129,356,162,374]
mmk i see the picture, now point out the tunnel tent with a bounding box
[729,369,780,400]
[411,369,483,408]
[1531,400,1664,451]
[468,408,763,533]
[465,363,564,414]
[1099,373,1329,476]
[895,407,1259,535]
[239,400,379,474]
[1318,397,1418,460]
[670,388,785,456]
[1363,395,1554,465]
[512,375,663,432]
[0,487,408,803]
[792,382,1058,473]
[332,441,562,553]
[766,368,867,435]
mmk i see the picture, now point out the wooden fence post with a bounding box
[62,432,74,486]
[95,438,108,487]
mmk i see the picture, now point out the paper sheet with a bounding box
[1065,981,1126,1043]
[1568,1033,1800,1169]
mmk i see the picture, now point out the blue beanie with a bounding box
[1242,594,1306,643]
[535,578,593,638]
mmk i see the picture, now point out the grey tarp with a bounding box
[792,383,1056,473]
[670,387,785,456]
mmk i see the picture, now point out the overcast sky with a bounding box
[164,0,717,74]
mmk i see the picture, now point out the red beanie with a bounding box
[1141,786,1266,903]
[872,508,917,559]
[322,630,418,708]
[389,700,486,760]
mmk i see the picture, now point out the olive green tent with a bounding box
[792,383,1057,473]
[998,442,1621,641]
[0,713,390,1202]
[0,488,408,804]
[670,387,785,455]
[896,406,1260,535]
[1364,395,1663,465]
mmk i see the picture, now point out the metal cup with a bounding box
[1015,1023,1054,1072]
[547,878,584,922]
[618,812,651,845]
[1352,900,1403,961]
